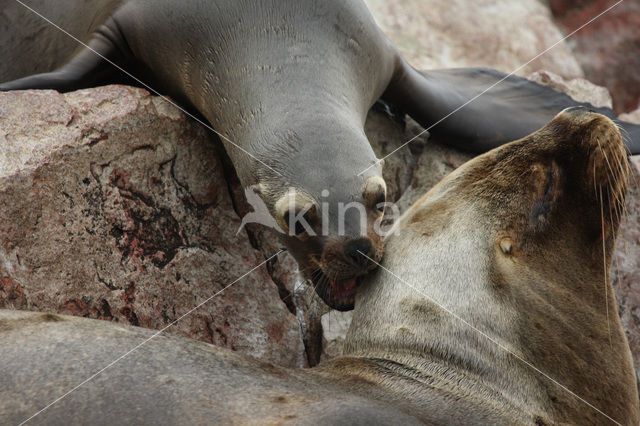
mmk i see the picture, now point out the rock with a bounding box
[363,0,583,78]
[548,0,640,113]
[620,108,640,125]
[610,106,640,385]
[320,310,353,361]
[527,70,613,108]
[0,86,304,368]
[3,1,639,381]
[612,160,640,387]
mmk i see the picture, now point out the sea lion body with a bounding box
[0,310,423,425]
[2,0,640,310]
[2,108,637,424]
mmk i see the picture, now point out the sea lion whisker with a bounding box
[609,178,627,228]
[612,120,632,148]
[608,188,622,230]
[311,270,325,289]
[299,270,325,302]
[595,138,626,215]
[608,145,629,196]
[599,184,613,351]
[595,137,617,186]
[311,270,324,282]
[605,168,625,218]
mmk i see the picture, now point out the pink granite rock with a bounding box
[2,1,639,379]
[527,70,613,108]
[610,105,640,383]
[0,86,304,368]
[363,0,583,77]
[549,0,640,113]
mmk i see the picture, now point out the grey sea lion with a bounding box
[1,108,637,424]
[2,0,640,311]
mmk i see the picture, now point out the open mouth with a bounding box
[310,271,362,311]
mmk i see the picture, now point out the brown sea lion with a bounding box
[2,0,640,311]
[1,107,637,424]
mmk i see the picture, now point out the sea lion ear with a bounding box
[527,161,562,230]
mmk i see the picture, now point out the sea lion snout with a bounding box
[550,109,629,217]
[344,237,375,267]
[272,175,386,311]
[311,232,383,311]
[321,235,381,275]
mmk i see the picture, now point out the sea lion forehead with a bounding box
[285,156,382,204]
[327,171,383,206]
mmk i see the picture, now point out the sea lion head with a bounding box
[346,107,638,423]
[251,119,386,311]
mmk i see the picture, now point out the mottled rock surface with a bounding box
[612,114,640,385]
[0,86,304,368]
[527,70,613,108]
[549,0,640,113]
[363,0,583,77]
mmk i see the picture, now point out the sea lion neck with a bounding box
[316,353,536,424]
[229,111,380,193]
[338,206,549,416]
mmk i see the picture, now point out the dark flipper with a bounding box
[383,64,640,155]
[0,19,140,93]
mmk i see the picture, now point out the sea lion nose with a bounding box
[344,238,374,266]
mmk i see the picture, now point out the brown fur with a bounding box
[346,107,638,424]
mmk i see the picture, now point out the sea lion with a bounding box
[2,0,640,311]
[1,108,637,424]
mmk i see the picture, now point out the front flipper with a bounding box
[383,64,640,155]
[0,19,140,92]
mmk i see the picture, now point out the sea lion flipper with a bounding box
[0,20,133,93]
[383,64,640,154]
